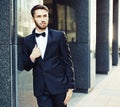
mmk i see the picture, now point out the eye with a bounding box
[37,15,41,18]
[43,14,48,18]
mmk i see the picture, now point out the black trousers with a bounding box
[36,91,67,107]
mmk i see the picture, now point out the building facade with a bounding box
[0,0,120,106]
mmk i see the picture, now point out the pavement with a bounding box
[68,63,120,107]
[18,62,120,107]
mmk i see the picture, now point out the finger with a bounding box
[64,99,67,105]
[64,98,70,105]
[64,93,72,105]
[35,44,38,48]
[64,96,69,105]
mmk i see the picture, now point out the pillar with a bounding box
[112,0,119,65]
[96,0,112,74]
[0,0,15,106]
[70,0,96,93]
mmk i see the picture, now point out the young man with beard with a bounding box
[23,4,75,107]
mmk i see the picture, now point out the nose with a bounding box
[41,16,46,21]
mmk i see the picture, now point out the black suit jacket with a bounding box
[23,28,75,97]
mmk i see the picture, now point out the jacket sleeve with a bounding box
[23,38,35,71]
[60,31,75,89]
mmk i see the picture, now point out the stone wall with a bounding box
[0,0,12,106]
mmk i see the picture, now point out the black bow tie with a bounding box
[35,32,46,37]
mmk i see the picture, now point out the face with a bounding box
[33,9,49,31]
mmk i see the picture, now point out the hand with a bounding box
[30,45,41,62]
[64,89,73,105]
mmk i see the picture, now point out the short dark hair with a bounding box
[31,4,49,17]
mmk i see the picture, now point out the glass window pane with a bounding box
[57,4,76,42]
[17,1,43,107]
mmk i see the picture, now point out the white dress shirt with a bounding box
[35,28,48,59]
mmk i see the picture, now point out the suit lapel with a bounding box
[32,34,37,44]
[31,28,53,61]
[31,29,37,46]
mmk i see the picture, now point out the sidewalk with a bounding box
[68,63,120,107]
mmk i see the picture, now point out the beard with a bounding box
[34,20,48,30]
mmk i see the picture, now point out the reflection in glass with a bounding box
[17,0,43,37]
[17,0,43,107]
[57,4,76,42]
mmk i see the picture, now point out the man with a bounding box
[23,4,75,107]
